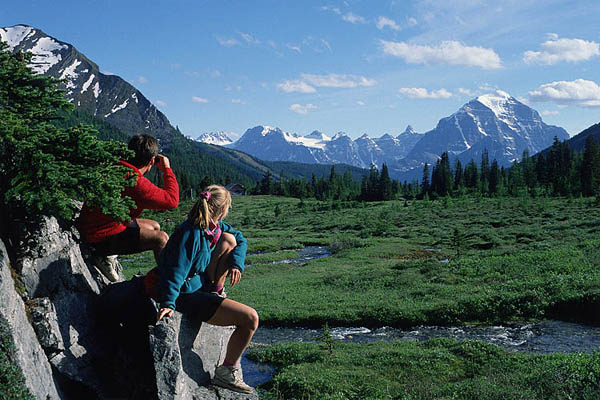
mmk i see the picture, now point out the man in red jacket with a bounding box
[78,134,179,281]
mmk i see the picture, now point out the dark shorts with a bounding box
[92,222,141,256]
[175,290,225,322]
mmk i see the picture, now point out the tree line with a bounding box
[252,135,600,202]
[419,136,600,199]
[253,163,400,201]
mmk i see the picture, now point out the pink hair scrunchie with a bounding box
[199,191,211,201]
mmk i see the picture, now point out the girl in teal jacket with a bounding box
[154,185,257,394]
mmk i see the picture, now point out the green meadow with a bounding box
[121,195,600,399]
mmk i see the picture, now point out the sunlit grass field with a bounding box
[121,195,600,399]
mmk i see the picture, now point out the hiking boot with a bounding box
[212,365,253,394]
[92,254,120,282]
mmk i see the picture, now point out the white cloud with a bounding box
[342,12,366,24]
[321,5,341,15]
[380,40,502,69]
[278,73,376,93]
[216,37,239,47]
[289,103,317,115]
[528,79,600,107]
[303,37,332,53]
[286,43,302,54]
[541,110,559,116]
[399,87,453,99]
[407,17,418,26]
[523,37,600,65]
[376,16,401,31]
[155,100,167,107]
[211,70,222,78]
[231,98,246,104]
[356,100,366,106]
[138,76,148,84]
[239,32,260,45]
[301,73,376,88]
[192,96,209,103]
[277,80,317,93]
[458,88,475,97]
[479,83,497,91]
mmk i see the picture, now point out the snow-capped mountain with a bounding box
[395,90,570,179]
[229,92,568,180]
[196,131,236,146]
[230,125,423,168]
[230,126,332,164]
[0,24,178,147]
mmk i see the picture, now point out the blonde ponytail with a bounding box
[188,185,232,228]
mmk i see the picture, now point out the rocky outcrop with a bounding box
[0,239,62,399]
[0,214,259,399]
[149,314,257,400]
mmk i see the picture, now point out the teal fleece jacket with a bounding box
[156,219,247,310]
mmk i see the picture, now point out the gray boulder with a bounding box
[2,213,261,398]
[0,238,62,399]
[150,313,258,400]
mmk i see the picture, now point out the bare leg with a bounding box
[207,299,259,365]
[137,218,161,231]
[138,226,169,261]
[205,233,237,286]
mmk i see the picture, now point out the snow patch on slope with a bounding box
[59,59,82,89]
[0,26,35,50]
[104,99,129,117]
[93,82,101,98]
[81,74,95,93]
[29,37,67,74]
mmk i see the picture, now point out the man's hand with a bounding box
[154,154,170,172]
[230,268,242,286]
[157,307,174,322]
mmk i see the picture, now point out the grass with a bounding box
[121,195,600,398]
[248,338,600,400]
[0,318,34,400]
[123,195,600,327]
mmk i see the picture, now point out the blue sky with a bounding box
[2,0,600,139]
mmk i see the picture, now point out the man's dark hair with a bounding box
[127,134,159,167]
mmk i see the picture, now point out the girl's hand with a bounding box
[230,268,242,286]
[157,307,174,322]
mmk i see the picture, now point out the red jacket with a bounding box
[78,160,179,243]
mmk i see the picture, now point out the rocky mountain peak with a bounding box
[400,125,417,136]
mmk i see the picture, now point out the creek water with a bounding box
[247,246,331,266]
[241,246,600,387]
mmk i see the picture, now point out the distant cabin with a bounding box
[226,183,246,196]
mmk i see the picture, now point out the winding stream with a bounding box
[241,246,600,387]
[247,246,331,266]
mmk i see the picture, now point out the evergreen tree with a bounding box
[198,175,214,191]
[421,162,430,196]
[454,159,464,192]
[521,149,537,191]
[582,135,600,196]
[480,149,489,194]
[379,163,393,200]
[464,160,479,190]
[0,41,135,221]
[439,152,453,196]
[259,170,273,194]
[489,160,500,195]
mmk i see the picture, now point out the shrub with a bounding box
[0,41,135,221]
